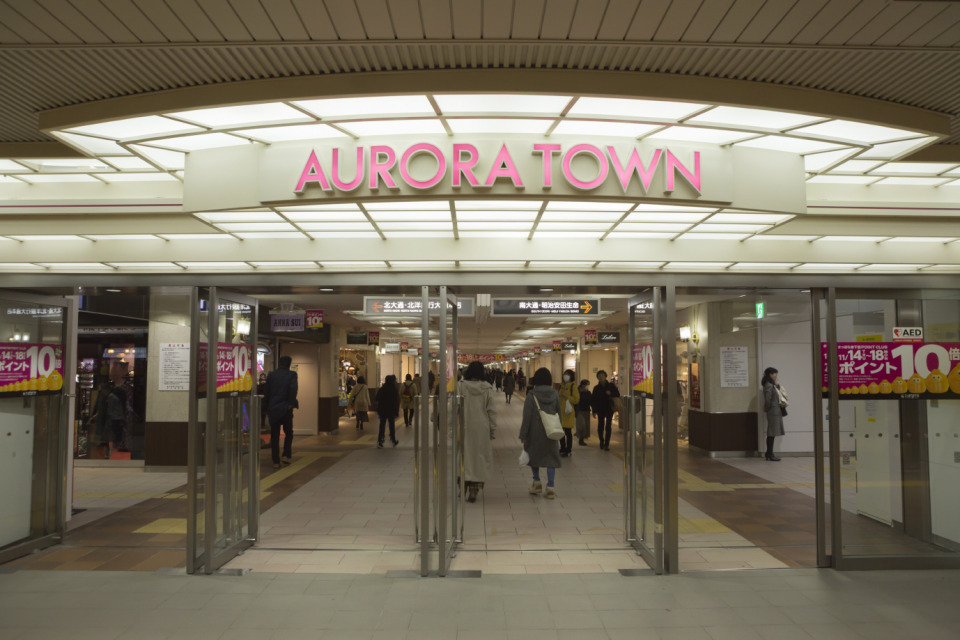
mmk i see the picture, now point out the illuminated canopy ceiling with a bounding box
[1,93,959,275]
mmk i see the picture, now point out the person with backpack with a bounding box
[400,373,418,427]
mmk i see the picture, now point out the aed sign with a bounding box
[893,327,923,343]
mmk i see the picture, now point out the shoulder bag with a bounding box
[534,395,565,441]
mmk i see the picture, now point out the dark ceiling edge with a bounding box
[0,142,84,158]
[904,144,960,162]
[36,69,951,136]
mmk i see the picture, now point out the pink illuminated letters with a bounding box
[294,142,702,195]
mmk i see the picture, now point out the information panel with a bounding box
[492,298,599,316]
[159,342,190,391]
[822,342,960,399]
[720,346,749,388]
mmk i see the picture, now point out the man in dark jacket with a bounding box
[265,356,299,469]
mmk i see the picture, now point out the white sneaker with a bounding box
[529,482,542,495]
[544,487,555,500]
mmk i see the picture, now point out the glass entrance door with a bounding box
[436,286,462,576]
[0,292,74,564]
[414,286,463,576]
[626,290,662,573]
[625,287,678,573]
[187,287,259,574]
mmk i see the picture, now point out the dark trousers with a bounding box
[403,408,415,426]
[597,412,613,447]
[271,411,293,464]
[378,415,396,444]
[561,427,573,453]
[766,436,775,456]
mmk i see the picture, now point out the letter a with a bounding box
[295,150,332,193]
[484,144,525,189]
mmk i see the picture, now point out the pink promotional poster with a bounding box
[0,343,65,396]
[821,342,960,399]
[198,342,253,397]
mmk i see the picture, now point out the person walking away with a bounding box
[761,367,787,461]
[592,370,619,451]
[576,379,592,445]
[558,369,579,457]
[460,361,497,502]
[348,375,370,430]
[520,368,562,499]
[495,369,503,392]
[517,368,526,392]
[375,374,401,448]
[265,356,299,469]
[400,373,418,427]
[503,369,516,404]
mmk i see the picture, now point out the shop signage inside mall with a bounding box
[363,297,476,317]
[597,331,620,343]
[492,298,599,316]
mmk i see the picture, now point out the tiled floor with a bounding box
[1,566,958,640]
[7,390,951,574]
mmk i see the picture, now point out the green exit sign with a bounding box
[756,302,765,319]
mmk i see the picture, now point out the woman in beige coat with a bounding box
[348,375,371,430]
[459,361,497,503]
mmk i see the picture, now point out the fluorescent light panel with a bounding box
[646,127,752,145]
[147,133,248,151]
[293,96,434,118]
[446,118,552,134]
[551,120,659,138]
[687,106,821,130]
[67,115,202,139]
[338,119,445,137]
[434,94,571,114]
[168,103,310,127]
[567,97,706,120]
[238,124,348,142]
[792,120,919,144]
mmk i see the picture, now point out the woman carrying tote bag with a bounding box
[519,367,562,499]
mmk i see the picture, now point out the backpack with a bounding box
[402,382,414,398]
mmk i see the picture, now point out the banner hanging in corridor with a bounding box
[821,342,960,399]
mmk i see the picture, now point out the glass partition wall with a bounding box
[0,292,75,564]
[826,289,960,568]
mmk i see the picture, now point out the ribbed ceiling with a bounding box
[1,0,960,145]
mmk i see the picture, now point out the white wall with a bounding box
[759,309,814,454]
[0,399,34,547]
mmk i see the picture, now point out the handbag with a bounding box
[534,395,565,441]
[776,385,789,408]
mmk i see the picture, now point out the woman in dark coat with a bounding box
[503,370,516,403]
[375,374,401,448]
[762,367,785,461]
[519,368,561,499]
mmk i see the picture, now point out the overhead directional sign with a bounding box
[492,298,600,316]
[363,297,475,317]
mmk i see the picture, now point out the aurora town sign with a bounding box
[293,142,704,194]
[182,135,806,214]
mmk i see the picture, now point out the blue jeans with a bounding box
[531,467,555,487]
